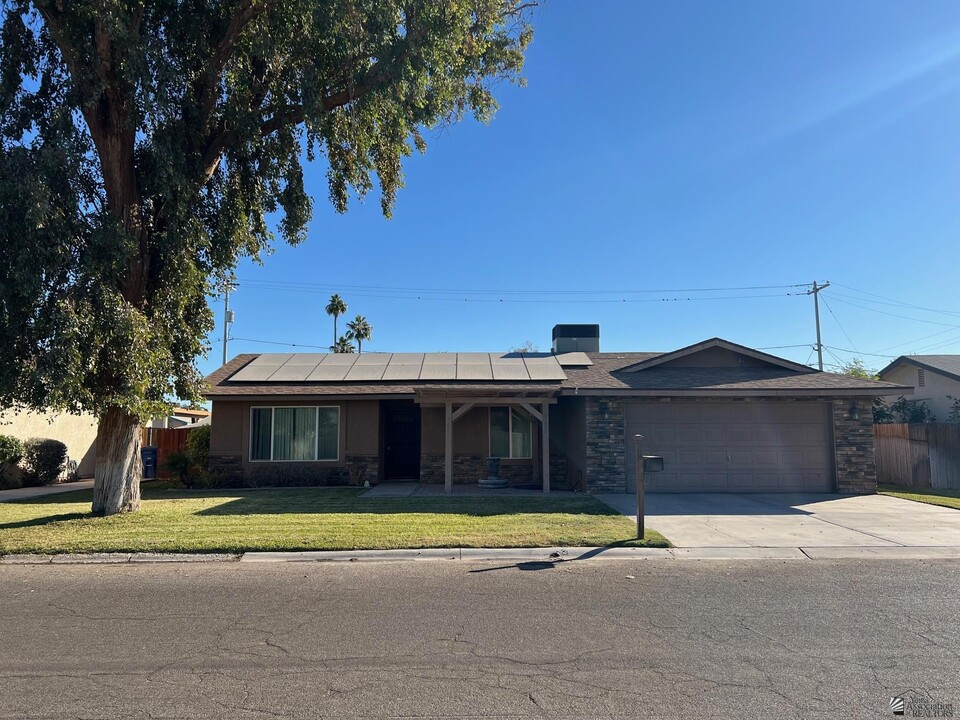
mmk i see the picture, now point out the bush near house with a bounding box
[185,426,210,470]
[0,435,24,489]
[20,439,67,487]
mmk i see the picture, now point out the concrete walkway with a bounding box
[597,492,960,548]
[0,479,94,503]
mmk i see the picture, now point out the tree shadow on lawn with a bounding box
[0,512,91,530]
[191,489,622,518]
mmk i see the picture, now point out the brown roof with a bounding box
[205,350,909,399]
[560,353,906,395]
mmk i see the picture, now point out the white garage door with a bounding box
[625,401,834,493]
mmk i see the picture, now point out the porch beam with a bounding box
[416,397,557,406]
[451,402,475,423]
[542,402,550,494]
[444,402,453,493]
[519,402,542,422]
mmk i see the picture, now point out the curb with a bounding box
[0,553,239,565]
[3,546,960,565]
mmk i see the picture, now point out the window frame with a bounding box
[488,406,533,460]
[249,405,341,462]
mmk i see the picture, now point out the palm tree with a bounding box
[325,294,347,348]
[331,335,355,353]
[346,315,372,354]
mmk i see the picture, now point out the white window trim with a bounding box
[488,406,533,460]
[249,406,341,462]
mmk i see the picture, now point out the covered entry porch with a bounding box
[415,388,558,493]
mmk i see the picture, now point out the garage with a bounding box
[624,401,834,493]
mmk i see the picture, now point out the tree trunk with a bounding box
[92,406,143,515]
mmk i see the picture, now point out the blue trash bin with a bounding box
[141,446,158,479]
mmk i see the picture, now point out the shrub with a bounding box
[162,451,192,486]
[0,435,23,490]
[888,396,936,424]
[21,438,68,486]
[185,425,210,469]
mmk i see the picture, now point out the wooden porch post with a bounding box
[542,402,550,493]
[444,402,453,493]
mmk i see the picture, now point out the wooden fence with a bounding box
[873,423,960,489]
[142,426,194,478]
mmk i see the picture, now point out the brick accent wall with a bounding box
[585,397,627,493]
[208,454,242,484]
[419,456,565,488]
[420,453,444,484]
[833,399,877,494]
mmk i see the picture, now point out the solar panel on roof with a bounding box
[321,354,358,365]
[247,353,294,366]
[457,353,490,364]
[554,352,593,367]
[422,354,455,364]
[458,363,494,380]
[344,363,387,381]
[226,352,569,383]
[268,363,323,381]
[306,363,351,381]
[419,364,457,380]
[230,364,284,381]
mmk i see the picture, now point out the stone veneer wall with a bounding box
[585,397,626,493]
[833,399,877,494]
[418,455,567,488]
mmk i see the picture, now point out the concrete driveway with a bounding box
[598,492,960,548]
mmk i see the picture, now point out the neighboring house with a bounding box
[147,407,211,429]
[203,326,908,494]
[0,409,98,478]
[878,356,960,421]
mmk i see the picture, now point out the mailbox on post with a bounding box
[633,434,664,539]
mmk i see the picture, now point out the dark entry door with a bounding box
[382,402,421,480]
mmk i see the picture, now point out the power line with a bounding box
[232,284,802,304]
[236,278,811,296]
[826,296,960,328]
[823,345,897,359]
[819,295,859,355]
[231,336,330,349]
[830,282,960,318]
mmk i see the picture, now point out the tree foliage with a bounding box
[0,1,534,421]
[346,314,371,353]
[325,293,348,349]
[878,396,937,424]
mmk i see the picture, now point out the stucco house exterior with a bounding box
[0,409,98,479]
[878,355,960,421]
[204,326,908,494]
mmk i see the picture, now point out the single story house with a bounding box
[877,355,960,421]
[204,325,909,494]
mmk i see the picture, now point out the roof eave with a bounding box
[878,356,960,384]
[619,337,816,375]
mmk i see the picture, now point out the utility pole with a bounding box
[222,282,235,365]
[807,280,830,371]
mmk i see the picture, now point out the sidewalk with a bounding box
[0,479,94,503]
[4,545,960,564]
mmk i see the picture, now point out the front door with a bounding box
[382,402,421,480]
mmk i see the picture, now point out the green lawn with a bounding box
[880,484,960,511]
[0,487,670,554]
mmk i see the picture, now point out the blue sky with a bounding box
[203,0,960,378]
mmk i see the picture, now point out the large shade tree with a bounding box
[0,1,534,515]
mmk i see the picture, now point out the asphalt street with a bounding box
[0,558,957,719]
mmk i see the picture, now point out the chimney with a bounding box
[552,324,600,353]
